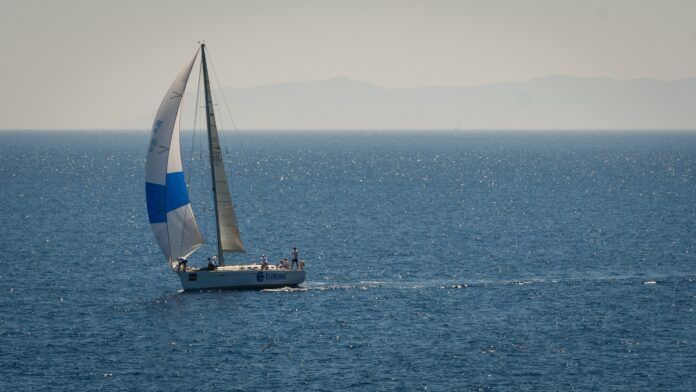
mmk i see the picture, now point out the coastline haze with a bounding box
[1,0,695,130]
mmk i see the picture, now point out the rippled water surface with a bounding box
[1,131,696,391]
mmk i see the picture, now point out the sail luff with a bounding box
[145,52,203,264]
[200,44,245,263]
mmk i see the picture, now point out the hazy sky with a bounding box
[2,0,696,129]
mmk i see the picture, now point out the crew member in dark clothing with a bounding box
[291,247,299,270]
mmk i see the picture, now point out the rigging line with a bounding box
[202,50,232,144]
[183,46,204,196]
[186,55,204,189]
[205,49,253,165]
[191,61,206,256]
[206,58,233,161]
[198,54,218,251]
[211,88,227,151]
[204,48,263,217]
[195,56,214,246]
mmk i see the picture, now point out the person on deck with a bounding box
[261,254,269,270]
[291,247,299,270]
[176,257,188,271]
[207,255,218,271]
[283,258,290,270]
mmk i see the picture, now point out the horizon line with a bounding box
[2,128,696,133]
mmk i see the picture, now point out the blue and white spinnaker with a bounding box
[145,54,203,265]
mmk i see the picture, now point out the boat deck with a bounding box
[190,264,300,272]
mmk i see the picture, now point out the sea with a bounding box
[1,130,696,391]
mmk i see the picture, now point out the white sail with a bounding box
[145,54,203,263]
[201,45,245,256]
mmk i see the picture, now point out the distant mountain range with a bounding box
[123,75,696,130]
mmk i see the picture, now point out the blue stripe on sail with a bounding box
[146,182,167,223]
[164,172,190,213]
[145,172,191,224]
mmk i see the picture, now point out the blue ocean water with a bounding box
[1,130,696,391]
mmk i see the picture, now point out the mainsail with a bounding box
[201,44,245,261]
[145,54,203,264]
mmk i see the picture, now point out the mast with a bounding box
[200,43,245,265]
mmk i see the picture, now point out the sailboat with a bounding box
[145,43,306,290]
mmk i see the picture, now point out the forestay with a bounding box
[145,54,203,264]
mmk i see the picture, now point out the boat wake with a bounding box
[261,286,309,293]
[294,274,696,293]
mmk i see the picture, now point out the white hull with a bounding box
[177,264,305,291]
